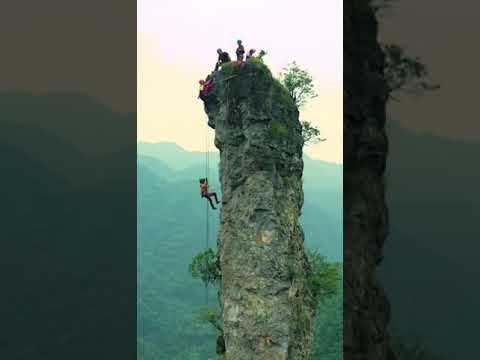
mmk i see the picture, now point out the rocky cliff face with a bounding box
[203,61,314,359]
[344,1,394,359]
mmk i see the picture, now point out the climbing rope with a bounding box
[205,122,210,251]
[201,69,238,306]
[224,80,231,198]
[204,115,210,306]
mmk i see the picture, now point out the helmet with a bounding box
[217,48,222,53]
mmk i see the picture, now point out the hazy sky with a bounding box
[138,0,343,163]
[1,1,136,113]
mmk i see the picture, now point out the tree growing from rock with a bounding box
[383,44,440,97]
[189,247,342,357]
[301,120,326,145]
[305,249,341,304]
[279,61,318,108]
[188,248,221,286]
[371,0,440,97]
[279,62,326,145]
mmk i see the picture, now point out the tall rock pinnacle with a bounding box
[203,60,315,359]
[344,1,394,359]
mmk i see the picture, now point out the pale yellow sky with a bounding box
[137,0,343,164]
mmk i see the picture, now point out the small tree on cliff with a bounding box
[305,249,341,305]
[370,1,439,97]
[280,62,318,108]
[188,248,221,286]
[301,121,326,145]
[383,44,440,97]
[279,62,326,145]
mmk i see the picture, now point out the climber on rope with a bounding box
[199,178,220,210]
[246,49,256,60]
[198,77,214,101]
[215,48,231,71]
[236,39,245,62]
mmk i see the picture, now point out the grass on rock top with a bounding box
[218,59,294,109]
[219,58,273,83]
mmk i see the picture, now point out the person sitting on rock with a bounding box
[198,77,213,101]
[236,39,245,62]
[246,49,256,60]
[215,48,231,71]
[199,178,220,209]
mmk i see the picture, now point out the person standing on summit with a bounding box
[236,39,245,62]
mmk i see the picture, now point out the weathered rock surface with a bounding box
[203,61,314,359]
[344,1,395,359]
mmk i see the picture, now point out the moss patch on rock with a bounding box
[270,121,289,139]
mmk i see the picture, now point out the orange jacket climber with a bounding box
[199,178,220,209]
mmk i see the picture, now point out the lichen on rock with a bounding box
[203,60,314,359]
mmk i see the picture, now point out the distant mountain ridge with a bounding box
[1,92,136,187]
[138,141,342,188]
[138,142,220,172]
[1,92,135,159]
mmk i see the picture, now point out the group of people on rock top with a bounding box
[214,39,267,70]
[198,40,267,101]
